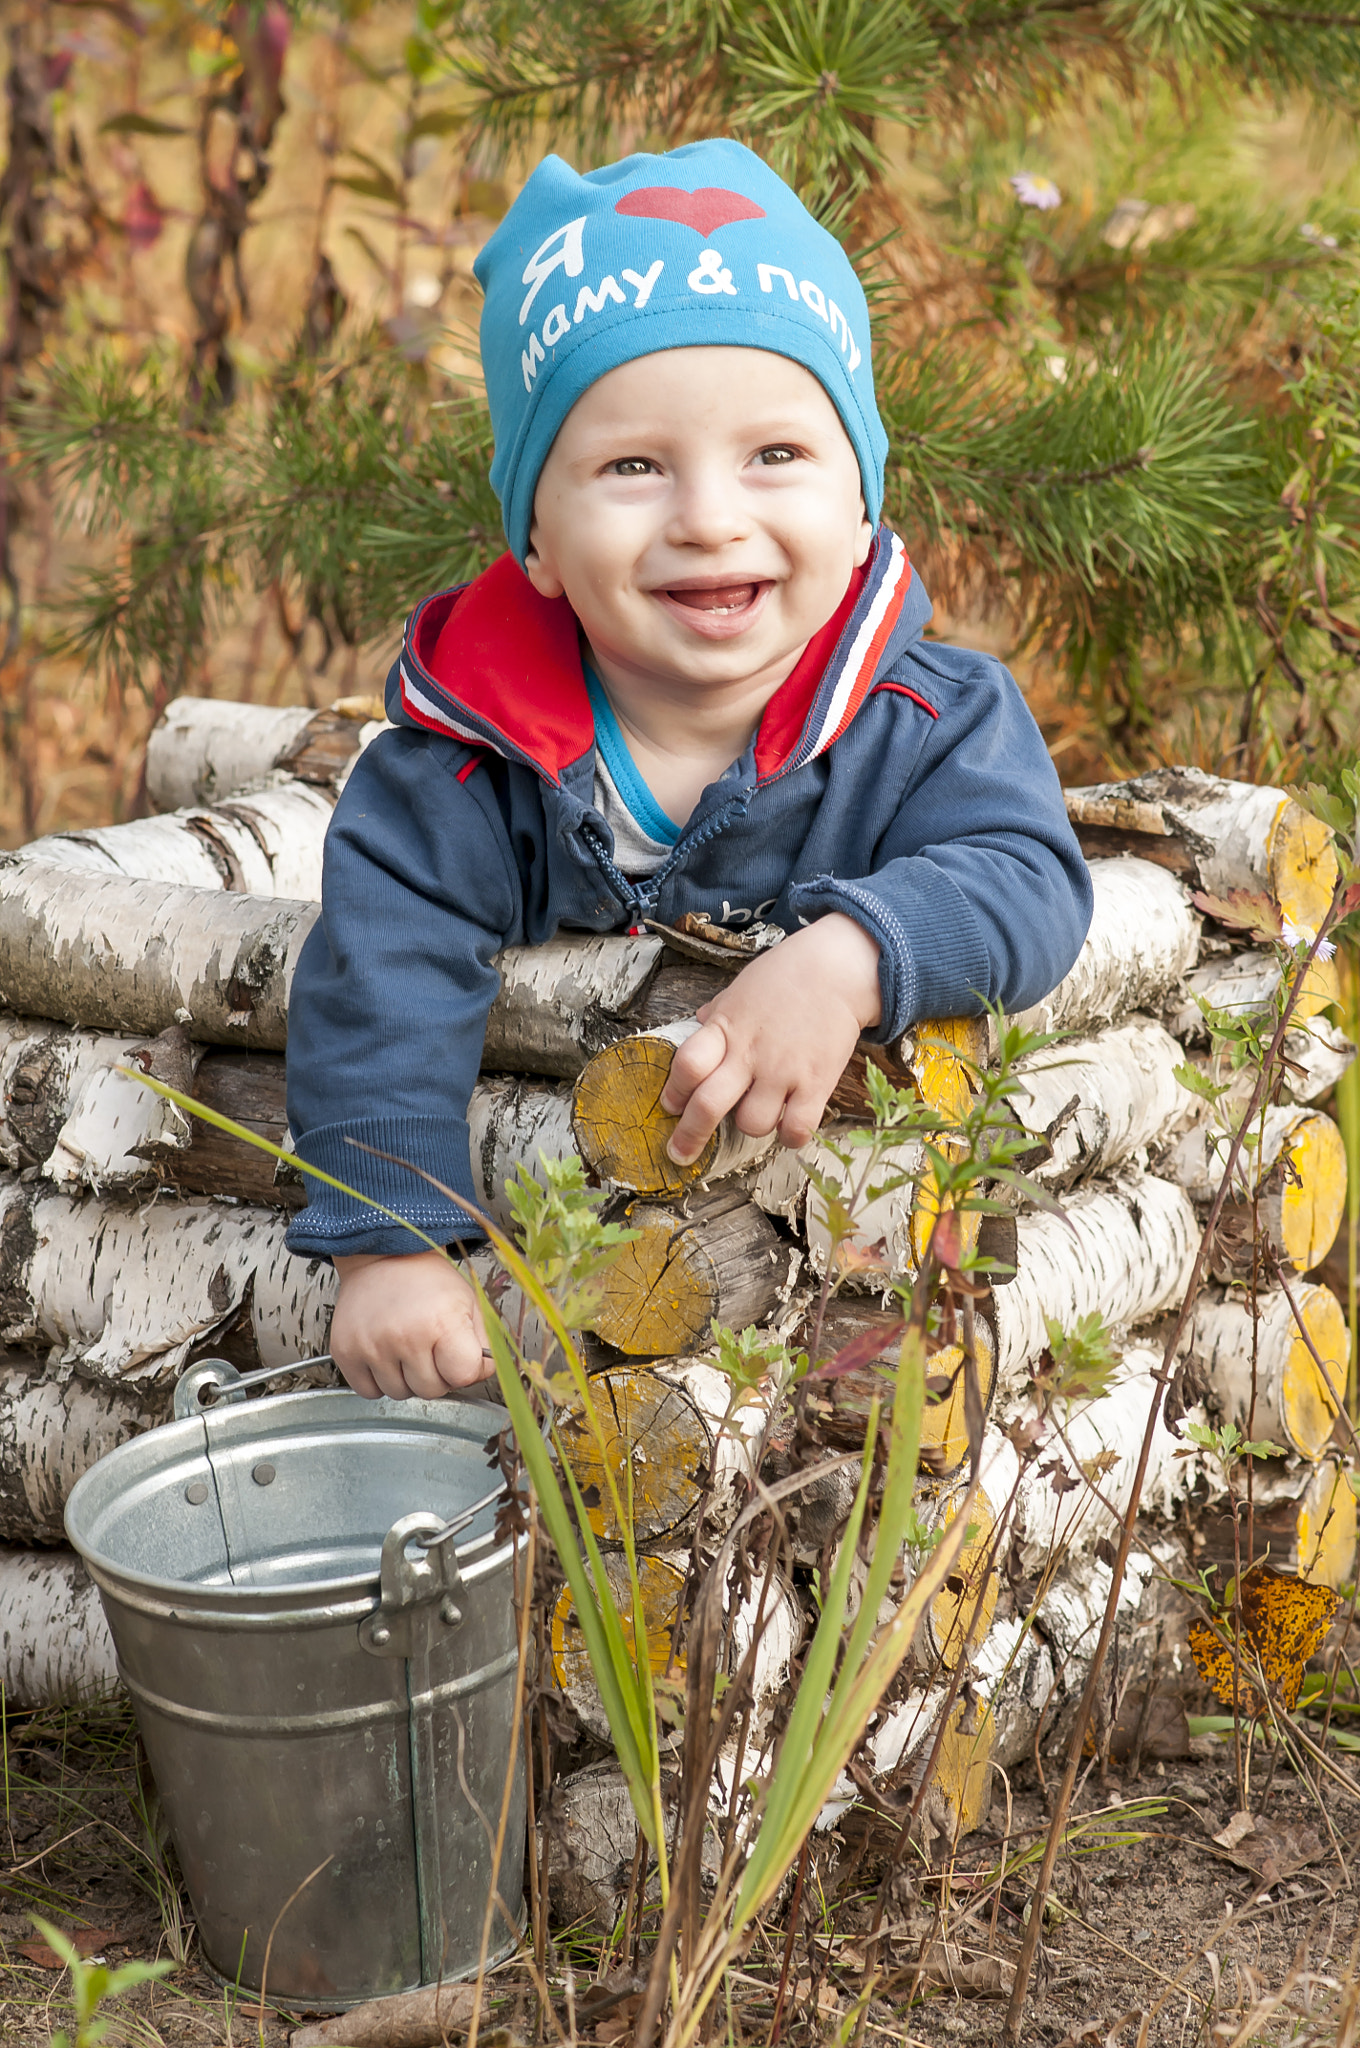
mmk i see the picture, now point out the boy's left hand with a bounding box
[659,912,882,1164]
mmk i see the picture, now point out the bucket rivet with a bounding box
[370,1623,391,1647]
[252,1462,277,1486]
[184,1480,209,1505]
[440,1597,462,1626]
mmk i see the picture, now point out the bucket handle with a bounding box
[173,1355,334,1420]
[359,1511,466,1658]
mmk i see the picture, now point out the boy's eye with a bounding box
[756,445,798,465]
[608,457,656,476]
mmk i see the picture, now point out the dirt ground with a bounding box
[2,1693,1358,2048]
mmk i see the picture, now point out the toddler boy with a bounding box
[284,139,1093,1400]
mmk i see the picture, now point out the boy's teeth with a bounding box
[669,582,758,613]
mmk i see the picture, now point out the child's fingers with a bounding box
[335,1353,383,1401]
[665,1061,751,1163]
[432,1318,495,1389]
[731,1077,792,1140]
[659,1019,729,1114]
[775,1086,826,1152]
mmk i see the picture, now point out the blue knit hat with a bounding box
[474,139,888,564]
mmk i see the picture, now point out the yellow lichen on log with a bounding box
[1296,1460,1358,1590]
[1266,797,1339,936]
[554,1367,712,1548]
[932,1696,995,1839]
[925,1483,998,1668]
[587,1189,789,1356]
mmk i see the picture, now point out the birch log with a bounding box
[1167,946,1342,1037]
[980,1350,1203,1576]
[1066,768,1338,933]
[145,695,387,810]
[0,863,314,1046]
[550,1549,802,1746]
[1165,1105,1347,1277]
[0,1360,162,1543]
[1011,858,1201,1038]
[796,1301,998,1480]
[0,1548,120,1706]
[1009,1015,1200,1189]
[1189,1455,1357,1589]
[21,782,335,901]
[0,865,669,1063]
[1185,1281,1349,1460]
[589,1187,795,1356]
[990,1175,1200,1387]
[1180,1015,1355,1111]
[573,1018,776,1196]
[0,1181,336,1383]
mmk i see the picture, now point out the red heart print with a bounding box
[614,187,766,236]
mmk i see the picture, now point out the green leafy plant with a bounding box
[30,1917,173,2048]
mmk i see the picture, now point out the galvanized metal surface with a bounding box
[65,1359,526,2009]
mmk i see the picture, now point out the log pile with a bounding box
[0,702,1354,1901]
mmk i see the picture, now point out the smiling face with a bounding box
[523,346,873,704]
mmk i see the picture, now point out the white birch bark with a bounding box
[0,1181,336,1383]
[0,1363,159,1543]
[990,1174,1199,1386]
[145,696,387,810]
[483,934,664,1077]
[0,863,315,1046]
[0,1548,120,1707]
[467,1078,580,1226]
[0,864,665,1065]
[1177,1016,1355,1110]
[1011,858,1201,1039]
[1065,768,1337,930]
[981,1350,1206,1576]
[22,783,335,901]
[146,699,318,809]
[1010,1015,1201,1188]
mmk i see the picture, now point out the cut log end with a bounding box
[926,1483,998,1669]
[555,1367,711,1549]
[1297,1460,1358,1590]
[572,1034,710,1195]
[588,1192,790,1357]
[1268,798,1339,936]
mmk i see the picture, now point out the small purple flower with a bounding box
[1011,172,1062,211]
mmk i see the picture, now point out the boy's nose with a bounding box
[665,468,753,551]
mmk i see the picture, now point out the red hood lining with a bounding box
[414,550,881,785]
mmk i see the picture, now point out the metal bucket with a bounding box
[64,1358,526,2009]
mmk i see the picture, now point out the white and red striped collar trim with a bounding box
[794,532,912,769]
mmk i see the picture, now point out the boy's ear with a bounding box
[853,497,874,569]
[522,522,566,600]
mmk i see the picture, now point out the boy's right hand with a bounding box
[331,1250,493,1400]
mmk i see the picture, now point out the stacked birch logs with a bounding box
[0,709,1353,1887]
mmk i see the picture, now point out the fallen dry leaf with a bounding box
[1215,1814,1327,1890]
[16,1928,116,1969]
[1213,1811,1257,1851]
[920,1942,1016,1999]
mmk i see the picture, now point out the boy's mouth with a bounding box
[652,577,772,637]
[666,581,760,613]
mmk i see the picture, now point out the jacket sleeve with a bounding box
[788,650,1093,1039]
[284,728,521,1259]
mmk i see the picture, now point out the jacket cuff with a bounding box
[789,871,991,1042]
[283,1114,489,1260]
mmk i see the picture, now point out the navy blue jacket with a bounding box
[285,528,1092,1256]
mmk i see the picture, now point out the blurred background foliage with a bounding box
[1,0,1359,842]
